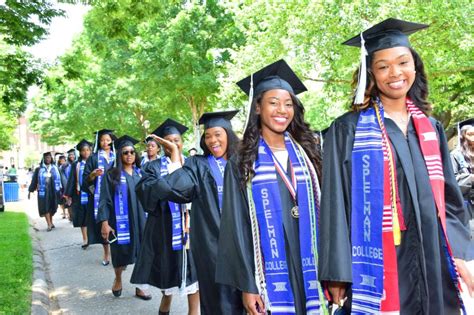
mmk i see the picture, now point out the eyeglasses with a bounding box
[122,150,136,156]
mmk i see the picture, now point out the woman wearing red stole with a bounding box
[319,18,473,314]
[216,60,327,314]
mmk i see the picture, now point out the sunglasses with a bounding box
[122,150,136,156]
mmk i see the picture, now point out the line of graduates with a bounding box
[28,18,474,314]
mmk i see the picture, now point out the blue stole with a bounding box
[351,107,385,312]
[38,164,61,197]
[77,161,89,205]
[252,133,324,314]
[160,155,186,251]
[94,150,115,220]
[65,164,71,180]
[113,167,141,245]
[207,155,226,211]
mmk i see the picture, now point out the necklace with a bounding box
[268,145,286,151]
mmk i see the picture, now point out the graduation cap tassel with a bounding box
[242,74,254,133]
[113,140,117,168]
[354,33,368,105]
[93,131,99,153]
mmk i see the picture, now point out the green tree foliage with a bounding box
[31,0,243,146]
[0,0,63,149]
[32,0,472,145]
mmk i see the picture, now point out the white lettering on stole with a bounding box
[362,154,371,242]
[261,188,279,258]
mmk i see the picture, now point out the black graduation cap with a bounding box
[67,148,76,154]
[114,135,139,150]
[343,18,429,54]
[75,139,93,150]
[459,118,474,131]
[152,119,188,138]
[94,129,115,137]
[43,151,53,158]
[343,18,429,104]
[198,110,239,130]
[55,152,65,159]
[236,59,307,97]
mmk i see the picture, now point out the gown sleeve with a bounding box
[148,157,199,204]
[28,167,40,193]
[435,120,470,259]
[135,159,179,214]
[215,158,259,294]
[64,166,74,198]
[82,155,97,194]
[318,118,354,284]
[97,172,113,223]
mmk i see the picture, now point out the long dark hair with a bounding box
[109,146,141,187]
[199,126,240,159]
[460,125,473,164]
[238,92,322,185]
[351,47,431,114]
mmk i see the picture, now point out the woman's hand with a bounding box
[101,221,113,241]
[146,134,180,163]
[454,258,474,297]
[242,292,265,315]
[328,281,347,306]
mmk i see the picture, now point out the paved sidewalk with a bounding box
[14,190,188,315]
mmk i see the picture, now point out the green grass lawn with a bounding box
[0,211,32,314]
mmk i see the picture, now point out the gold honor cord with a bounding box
[375,104,401,246]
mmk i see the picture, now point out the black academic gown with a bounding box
[148,155,244,315]
[216,157,307,315]
[58,164,69,206]
[65,160,89,228]
[96,169,147,268]
[318,111,470,314]
[81,153,114,245]
[28,165,60,216]
[130,159,198,290]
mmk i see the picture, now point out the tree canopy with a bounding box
[0,0,63,149]
[29,0,473,146]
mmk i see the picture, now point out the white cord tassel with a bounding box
[93,131,99,153]
[242,74,254,133]
[354,33,368,105]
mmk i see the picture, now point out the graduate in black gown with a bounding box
[319,18,473,314]
[28,152,62,231]
[56,153,69,220]
[216,60,327,314]
[64,148,77,221]
[131,119,199,315]
[147,110,244,314]
[64,139,93,249]
[141,134,161,167]
[97,135,150,299]
[82,129,116,266]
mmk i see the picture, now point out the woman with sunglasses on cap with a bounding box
[131,119,199,315]
[29,152,62,231]
[143,110,244,314]
[96,135,149,299]
[319,18,473,314]
[216,60,327,315]
[64,139,93,248]
[82,129,116,266]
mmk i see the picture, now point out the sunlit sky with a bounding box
[24,1,90,63]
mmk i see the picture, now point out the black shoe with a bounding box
[135,288,152,301]
[81,243,89,250]
[112,288,122,297]
[51,224,55,229]
[158,312,169,315]
[46,227,52,232]
[102,260,110,266]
